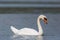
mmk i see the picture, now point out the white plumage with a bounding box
[11,26,39,35]
[10,15,47,35]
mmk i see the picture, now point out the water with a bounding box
[0,14,60,40]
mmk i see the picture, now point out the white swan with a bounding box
[10,15,48,35]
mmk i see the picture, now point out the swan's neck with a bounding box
[37,17,43,35]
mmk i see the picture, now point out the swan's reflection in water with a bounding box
[11,35,60,40]
[11,35,43,40]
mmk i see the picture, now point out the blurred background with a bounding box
[0,0,60,40]
[0,0,60,13]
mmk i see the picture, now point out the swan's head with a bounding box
[39,15,48,24]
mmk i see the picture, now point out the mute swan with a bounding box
[10,15,48,35]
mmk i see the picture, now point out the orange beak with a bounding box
[44,18,48,24]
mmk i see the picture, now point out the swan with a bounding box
[10,15,48,35]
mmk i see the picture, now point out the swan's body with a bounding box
[11,26,39,35]
[10,15,47,35]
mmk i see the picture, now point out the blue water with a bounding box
[0,14,60,40]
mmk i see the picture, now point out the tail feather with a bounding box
[10,26,19,34]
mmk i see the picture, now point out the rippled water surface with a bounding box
[0,14,60,40]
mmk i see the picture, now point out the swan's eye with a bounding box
[44,17,48,24]
[44,17,47,21]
